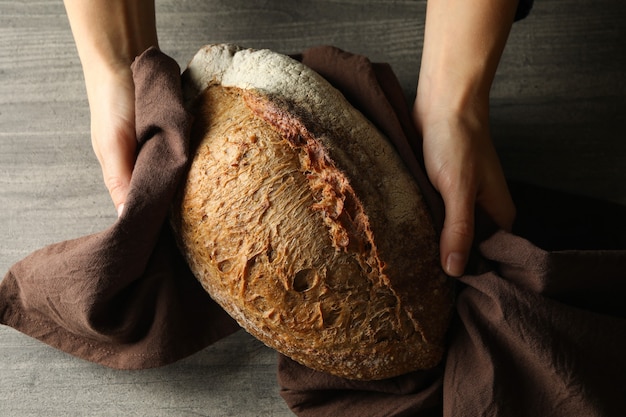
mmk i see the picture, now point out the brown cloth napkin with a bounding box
[2,46,625,416]
[0,48,239,369]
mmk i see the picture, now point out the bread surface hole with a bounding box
[217,259,233,273]
[320,303,341,327]
[251,295,269,312]
[266,245,276,263]
[292,268,317,292]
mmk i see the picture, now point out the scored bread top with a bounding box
[176,44,454,380]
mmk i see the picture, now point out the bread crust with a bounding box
[173,44,453,380]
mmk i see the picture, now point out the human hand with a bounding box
[413,104,515,277]
[414,0,519,276]
[85,64,137,217]
[63,0,158,216]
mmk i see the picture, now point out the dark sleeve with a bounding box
[515,0,534,20]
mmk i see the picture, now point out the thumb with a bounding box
[439,188,475,277]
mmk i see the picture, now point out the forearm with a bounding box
[416,0,518,123]
[63,0,157,214]
[63,0,158,78]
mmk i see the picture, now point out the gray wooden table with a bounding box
[1,0,625,415]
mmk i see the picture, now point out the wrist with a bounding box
[414,0,517,130]
[415,73,490,133]
[82,58,132,104]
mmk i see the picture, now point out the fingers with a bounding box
[480,174,516,233]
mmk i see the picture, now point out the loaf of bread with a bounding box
[171,44,454,380]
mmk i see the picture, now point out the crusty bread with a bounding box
[171,44,453,380]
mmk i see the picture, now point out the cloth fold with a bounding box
[0,48,239,369]
[2,46,625,416]
[283,48,626,416]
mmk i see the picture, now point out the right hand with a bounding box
[413,103,516,277]
[413,0,519,276]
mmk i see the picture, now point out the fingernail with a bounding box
[117,203,125,218]
[445,252,466,277]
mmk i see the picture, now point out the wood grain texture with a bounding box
[1,0,625,415]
